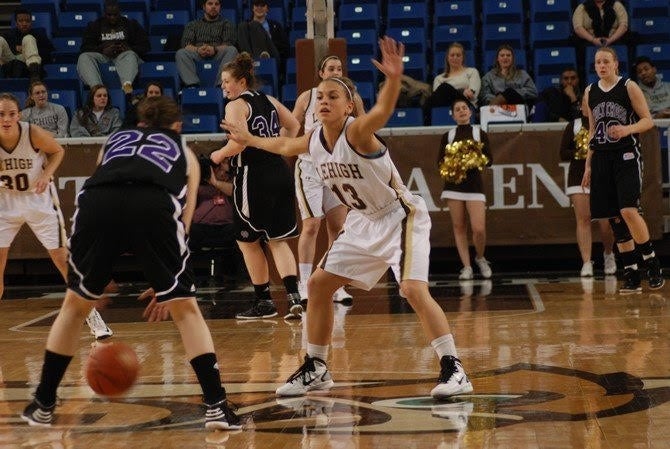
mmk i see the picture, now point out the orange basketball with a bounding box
[86,341,139,397]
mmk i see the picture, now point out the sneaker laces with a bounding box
[437,356,459,383]
[285,355,318,384]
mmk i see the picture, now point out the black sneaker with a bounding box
[21,398,55,427]
[620,268,642,294]
[235,300,278,320]
[205,398,242,431]
[284,293,303,320]
[646,257,665,290]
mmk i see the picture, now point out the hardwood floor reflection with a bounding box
[1,275,668,448]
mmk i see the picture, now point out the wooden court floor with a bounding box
[0,274,669,449]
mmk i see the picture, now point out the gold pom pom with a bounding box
[573,127,590,160]
[439,139,489,184]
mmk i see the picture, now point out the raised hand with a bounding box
[371,36,405,80]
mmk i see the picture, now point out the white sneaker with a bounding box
[276,355,334,396]
[580,261,594,277]
[332,287,353,304]
[458,266,473,280]
[604,252,617,275]
[85,309,113,340]
[474,257,492,278]
[431,355,473,399]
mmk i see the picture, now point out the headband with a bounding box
[319,55,340,72]
[328,78,353,101]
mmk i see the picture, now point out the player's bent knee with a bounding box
[608,216,632,243]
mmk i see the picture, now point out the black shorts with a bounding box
[67,185,196,302]
[232,162,298,242]
[589,149,642,219]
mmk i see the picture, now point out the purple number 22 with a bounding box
[102,130,181,173]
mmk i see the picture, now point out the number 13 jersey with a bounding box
[309,116,412,220]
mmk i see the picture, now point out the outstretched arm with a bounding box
[221,120,312,157]
[347,37,405,151]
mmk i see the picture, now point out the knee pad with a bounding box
[608,216,632,243]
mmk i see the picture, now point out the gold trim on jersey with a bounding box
[294,159,315,218]
[397,194,416,282]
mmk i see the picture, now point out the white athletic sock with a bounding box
[431,334,457,359]
[299,263,313,283]
[307,343,329,362]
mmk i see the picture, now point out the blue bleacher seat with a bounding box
[99,63,122,89]
[529,21,572,49]
[291,6,307,31]
[482,23,525,51]
[196,61,221,87]
[535,74,561,91]
[628,0,670,19]
[119,0,150,16]
[51,37,82,64]
[355,81,374,110]
[403,52,428,82]
[432,25,476,54]
[281,83,297,109]
[533,47,577,78]
[153,0,195,18]
[57,11,98,37]
[482,0,524,24]
[181,87,223,116]
[529,0,573,23]
[632,17,670,44]
[338,4,379,31]
[267,7,286,26]
[122,11,146,28]
[285,57,296,84]
[636,44,670,81]
[434,1,476,26]
[42,63,82,92]
[254,58,279,97]
[386,27,426,54]
[148,10,190,36]
[289,30,307,56]
[138,61,179,93]
[387,3,428,28]
[347,54,378,86]
[145,35,173,62]
[336,29,377,56]
[182,114,219,133]
[483,49,527,71]
[385,108,423,127]
[62,0,103,14]
[10,91,29,109]
[431,107,457,126]
[48,89,78,118]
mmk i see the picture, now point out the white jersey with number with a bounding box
[0,122,65,249]
[0,122,46,193]
[309,116,431,290]
[308,116,411,220]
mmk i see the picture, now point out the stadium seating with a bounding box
[281,83,297,109]
[181,87,224,116]
[529,0,573,23]
[533,47,577,78]
[431,107,457,126]
[338,4,380,31]
[387,3,428,29]
[56,11,98,37]
[434,1,476,26]
[636,43,670,81]
[196,61,221,87]
[62,0,103,14]
[148,10,190,36]
[138,61,179,93]
[51,37,82,64]
[482,0,524,24]
[386,27,426,54]
[631,17,670,43]
[336,29,377,56]
[628,0,670,19]
[529,21,571,49]
[182,114,219,133]
[254,58,279,97]
[385,108,424,127]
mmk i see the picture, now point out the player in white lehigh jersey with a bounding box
[222,37,473,400]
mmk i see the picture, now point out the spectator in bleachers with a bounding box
[0,8,53,80]
[533,68,582,122]
[237,0,289,62]
[479,45,537,107]
[20,81,69,137]
[572,1,629,49]
[69,84,122,137]
[423,43,480,122]
[176,0,238,88]
[633,56,670,119]
[123,80,165,127]
[77,0,150,94]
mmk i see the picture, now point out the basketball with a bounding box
[86,341,140,397]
